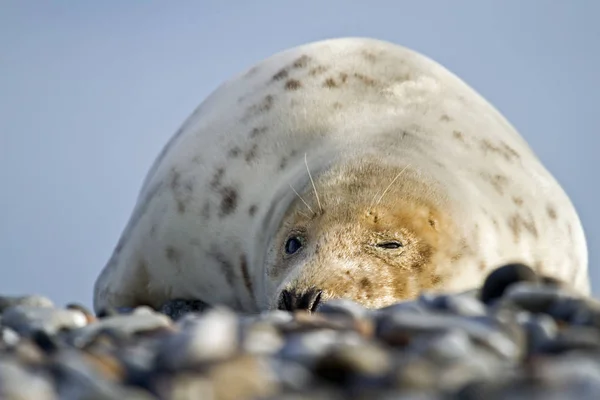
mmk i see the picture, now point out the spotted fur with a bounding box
[94,37,589,313]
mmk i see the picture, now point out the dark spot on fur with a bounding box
[292,55,310,68]
[169,169,181,190]
[248,205,257,216]
[279,157,288,170]
[507,213,539,242]
[245,144,258,163]
[324,78,337,88]
[309,65,329,76]
[360,277,372,291]
[492,218,500,230]
[322,73,348,89]
[353,72,376,86]
[210,252,235,286]
[176,200,186,214]
[114,237,125,255]
[440,115,451,122]
[547,205,558,219]
[480,139,521,162]
[453,130,466,142]
[250,126,268,138]
[428,218,437,229]
[430,274,442,285]
[512,197,524,206]
[285,79,302,91]
[245,66,259,78]
[210,168,225,188]
[228,147,241,158]
[345,270,351,275]
[246,95,274,117]
[479,261,487,271]
[481,172,509,195]
[450,252,464,261]
[333,102,343,110]
[165,246,181,264]
[273,69,289,81]
[219,186,238,216]
[240,255,254,301]
[361,51,377,63]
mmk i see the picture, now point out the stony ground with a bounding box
[1,264,600,400]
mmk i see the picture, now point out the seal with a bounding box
[93,37,589,314]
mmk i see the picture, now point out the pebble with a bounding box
[1,264,600,399]
[0,294,54,312]
[2,305,87,336]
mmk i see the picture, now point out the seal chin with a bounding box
[277,287,323,312]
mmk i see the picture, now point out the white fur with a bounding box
[94,37,589,313]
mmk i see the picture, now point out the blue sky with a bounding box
[1,1,598,308]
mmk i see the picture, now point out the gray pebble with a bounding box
[156,307,239,370]
[241,321,284,355]
[318,299,370,320]
[72,306,171,345]
[0,295,54,313]
[280,330,363,364]
[2,305,87,336]
[0,360,56,400]
[501,282,575,313]
[1,327,20,348]
[419,292,487,317]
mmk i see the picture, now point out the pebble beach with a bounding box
[1,264,599,400]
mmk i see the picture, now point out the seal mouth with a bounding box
[277,287,323,312]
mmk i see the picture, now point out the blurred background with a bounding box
[1,1,598,308]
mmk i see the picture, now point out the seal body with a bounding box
[93,37,589,314]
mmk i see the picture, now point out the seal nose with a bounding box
[278,287,322,312]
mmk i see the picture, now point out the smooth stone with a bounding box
[0,295,54,313]
[411,329,474,363]
[156,307,239,370]
[378,312,523,360]
[208,355,278,400]
[2,305,87,336]
[535,326,600,354]
[52,350,155,400]
[1,327,20,347]
[480,263,539,305]
[378,300,429,316]
[279,330,363,364]
[241,321,284,355]
[0,359,56,400]
[313,342,392,384]
[418,293,487,317]
[269,359,313,392]
[317,299,370,320]
[515,312,558,354]
[501,283,575,314]
[73,306,171,343]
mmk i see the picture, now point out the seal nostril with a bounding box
[309,290,323,313]
[277,288,323,312]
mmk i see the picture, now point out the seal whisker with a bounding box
[289,184,315,215]
[305,153,323,214]
[368,188,383,214]
[374,164,410,207]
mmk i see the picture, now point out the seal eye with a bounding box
[377,241,403,249]
[285,236,303,255]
